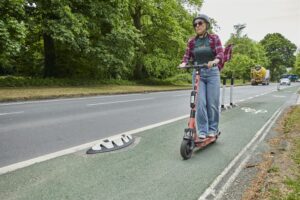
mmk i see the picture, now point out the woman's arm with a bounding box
[214,35,224,64]
[181,38,195,65]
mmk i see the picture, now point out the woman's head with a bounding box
[193,14,210,36]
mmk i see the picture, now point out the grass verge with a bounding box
[0,75,251,102]
[0,85,190,102]
[242,105,300,200]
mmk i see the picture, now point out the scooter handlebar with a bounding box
[178,63,213,69]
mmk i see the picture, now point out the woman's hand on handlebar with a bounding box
[207,61,216,68]
[178,62,187,68]
[208,59,220,68]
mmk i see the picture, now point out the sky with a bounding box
[200,0,300,49]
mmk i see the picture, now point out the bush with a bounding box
[0,74,192,88]
[136,73,191,86]
[0,76,139,87]
[165,73,192,85]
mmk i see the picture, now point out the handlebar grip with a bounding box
[177,63,210,69]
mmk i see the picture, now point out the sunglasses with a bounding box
[193,21,205,27]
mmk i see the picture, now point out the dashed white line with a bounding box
[0,94,143,106]
[235,89,283,103]
[0,111,24,116]
[173,94,189,97]
[86,98,155,106]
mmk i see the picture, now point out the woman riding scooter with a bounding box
[179,14,224,140]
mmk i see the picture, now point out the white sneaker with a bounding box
[199,135,206,139]
[208,133,215,138]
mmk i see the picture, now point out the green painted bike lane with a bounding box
[1,86,299,200]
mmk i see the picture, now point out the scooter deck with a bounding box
[194,132,221,148]
[194,137,216,147]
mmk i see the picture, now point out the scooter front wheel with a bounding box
[180,139,194,160]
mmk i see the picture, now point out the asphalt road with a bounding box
[0,83,298,167]
[0,84,299,200]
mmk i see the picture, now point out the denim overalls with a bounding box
[192,36,220,136]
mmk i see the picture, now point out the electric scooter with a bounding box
[179,63,221,160]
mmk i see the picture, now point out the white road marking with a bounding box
[241,107,268,114]
[0,115,189,175]
[0,93,143,106]
[0,111,24,116]
[173,94,189,97]
[198,107,283,200]
[214,107,283,200]
[235,89,281,103]
[272,95,286,98]
[86,97,155,106]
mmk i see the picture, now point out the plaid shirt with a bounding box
[182,34,232,70]
[223,44,233,64]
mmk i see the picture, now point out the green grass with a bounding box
[0,75,251,88]
[233,79,251,85]
[0,85,191,102]
[268,106,300,200]
[267,166,279,173]
[284,178,300,200]
[283,106,300,134]
[0,75,191,102]
[283,137,300,200]
[0,75,251,102]
[269,187,281,200]
[0,75,191,87]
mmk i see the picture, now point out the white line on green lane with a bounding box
[0,114,189,175]
[198,106,283,200]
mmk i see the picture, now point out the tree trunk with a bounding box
[132,5,142,30]
[134,56,145,79]
[131,5,145,79]
[43,33,56,78]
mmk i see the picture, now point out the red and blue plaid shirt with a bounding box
[223,44,233,64]
[182,34,232,70]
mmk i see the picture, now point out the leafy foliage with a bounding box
[223,35,269,81]
[290,51,300,76]
[0,0,27,74]
[0,1,298,84]
[0,0,203,80]
[260,33,297,80]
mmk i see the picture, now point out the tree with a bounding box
[22,0,140,79]
[128,0,203,79]
[25,0,91,77]
[291,50,300,76]
[223,54,255,83]
[224,35,269,81]
[260,33,297,81]
[0,0,27,75]
[1,0,205,80]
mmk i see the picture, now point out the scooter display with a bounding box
[179,63,221,160]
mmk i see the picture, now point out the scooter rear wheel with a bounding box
[180,139,193,160]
